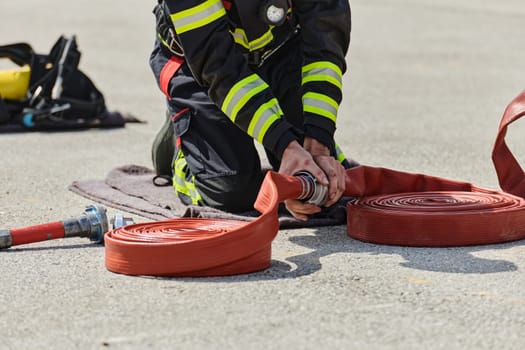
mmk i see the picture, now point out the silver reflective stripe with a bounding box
[171,0,226,34]
[248,99,282,143]
[230,30,248,48]
[303,92,338,122]
[222,74,268,121]
[302,62,343,89]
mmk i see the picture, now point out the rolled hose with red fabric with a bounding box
[104,90,525,277]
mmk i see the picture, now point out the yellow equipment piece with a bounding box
[0,62,31,100]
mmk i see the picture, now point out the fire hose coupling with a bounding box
[62,204,109,243]
[0,229,12,249]
[111,213,135,230]
[294,171,329,206]
[0,205,136,250]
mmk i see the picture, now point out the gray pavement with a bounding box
[1,1,525,349]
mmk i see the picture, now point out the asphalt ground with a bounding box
[1,1,525,349]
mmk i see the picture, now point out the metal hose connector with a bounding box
[294,171,329,206]
[0,229,12,249]
[62,205,109,243]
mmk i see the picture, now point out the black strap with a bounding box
[153,1,184,56]
[0,43,34,66]
[0,99,9,124]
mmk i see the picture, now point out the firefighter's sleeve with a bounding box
[163,0,299,159]
[295,0,351,150]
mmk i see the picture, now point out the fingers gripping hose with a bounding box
[102,90,525,276]
[294,170,329,206]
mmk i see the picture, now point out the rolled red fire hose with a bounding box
[105,90,525,277]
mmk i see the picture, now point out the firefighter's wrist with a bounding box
[274,131,301,160]
[304,137,330,156]
[303,124,334,151]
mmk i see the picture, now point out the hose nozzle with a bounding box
[0,205,110,249]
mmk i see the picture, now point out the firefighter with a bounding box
[150,0,355,221]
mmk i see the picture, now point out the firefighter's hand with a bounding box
[303,137,346,207]
[279,140,329,221]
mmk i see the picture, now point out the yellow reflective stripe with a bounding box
[221,74,268,122]
[173,150,190,196]
[303,92,338,123]
[175,177,203,204]
[173,151,202,203]
[174,151,185,174]
[302,61,343,89]
[231,30,249,49]
[335,143,346,163]
[173,153,190,195]
[171,0,226,34]
[248,98,282,143]
[184,177,202,204]
[250,29,273,50]
[231,28,274,51]
[157,33,169,48]
[175,182,191,196]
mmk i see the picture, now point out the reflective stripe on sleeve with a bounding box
[247,98,282,143]
[335,143,346,163]
[231,28,274,51]
[171,0,226,34]
[221,74,269,122]
[302,61,343,90]
[302,92,338,123]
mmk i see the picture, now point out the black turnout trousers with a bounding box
[150,34,320,212]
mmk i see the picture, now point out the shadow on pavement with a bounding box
[155,226,523,283]
[271,227,522,278]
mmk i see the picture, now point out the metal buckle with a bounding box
[167,29,184,57]
[246,50,265,67]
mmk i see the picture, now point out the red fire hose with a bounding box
[104,90,525,277]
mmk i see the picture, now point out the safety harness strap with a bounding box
[0,43,34,67]
[159,56,185,98]
[0,99,9,124]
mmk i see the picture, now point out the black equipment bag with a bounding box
[0,35,128,130]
